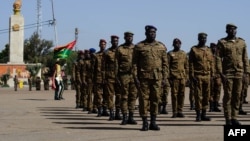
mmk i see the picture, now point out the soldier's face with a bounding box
[99,42,106,50]
[198,35,207,45]
[146,29,156,41]
[124,35,133,44]
[111,38,119,47]
[226,27,237,36]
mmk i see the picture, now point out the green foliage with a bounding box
[26,65,41,77]
[0,73,10,87]
[0,44,9,63]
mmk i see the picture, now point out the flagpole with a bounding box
[51,0,58,47]
[75,28,78,51]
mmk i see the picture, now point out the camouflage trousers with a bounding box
[210,77,222,102]
[138,79,161,117]
[93,83,108,108]
[194,75,210,111]
[119,73,137,114]
[160,83,170,105]
[105,82,121,110]
[170,78,185,114]
[223,78,242,120]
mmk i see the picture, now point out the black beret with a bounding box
[210,43,216,46]
[78,50,84,54]
[111,35,119,39]
[198,32,208,37]
[173,38,181,44]
[145,25,157,31]
[124,31,134,36]
[226,23,237,29]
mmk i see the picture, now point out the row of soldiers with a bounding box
[71,23,249,131]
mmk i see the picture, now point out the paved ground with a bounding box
[0,86,250,141]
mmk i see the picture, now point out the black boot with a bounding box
[158,104,161,114]
[239,104,247,115]
[201,109,211,121]
[160,104,168,114]
[101,107,109,116]
[213,101,221,112]
[109,110,114,121]
[243,98,248,104]
[209,101,214,112]
[127,112,137,124]
[97,107,102,117]
[120,113,127,125]
[115,109,122,120]
[225,118,232,125]
[149,114,160,131]
[195,110,201,122]
[141,117,148,131]
[75,103,80,109]
[231,119,241,125]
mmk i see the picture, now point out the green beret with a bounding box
[124,31,134,36]
[226,23,237,29]
[198,32,208,37]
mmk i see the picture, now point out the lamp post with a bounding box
[75,28,78,51]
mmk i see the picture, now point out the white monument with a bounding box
[8,0,24,64]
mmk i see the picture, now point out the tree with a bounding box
[24,32,53,63]
[0,44,9,63]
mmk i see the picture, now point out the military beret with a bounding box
[89,48,96,54]
[145,25,157,31]
[226,23,237,29]
[173,38,182,44]
[84,49,89,53]
[198,32,208,37]
[124,31,134,36]
[111,35,119,39]
[210,43,216,46]
[99,39,106,43]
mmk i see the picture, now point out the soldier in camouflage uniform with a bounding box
[116,31,137,125]
[217,24,249,125]
[209,43,221,112]
[168,38,188,118]
[239,73,248,115]
[81,50,89,111]
[72,51,84,108]
[104,35,122,121]
[189,32,213,122]
[93,39,109,117]
[132,25,168,131]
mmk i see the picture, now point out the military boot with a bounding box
[160,104,168,114]
[97,107,102,117]
[101,106,109,116]
[213,101,221,112]
[75,103,80,109]
[231,119,241,125]
[195,110,201,122]
[201,109,211,121]
[149,114,160,131]
[109,110,114,121]
[120,113,127,125]
[127,112,137,124]
[115,109,122,120]
[239,104,247,115]
[141,117,148,131]
[225,118,232,125]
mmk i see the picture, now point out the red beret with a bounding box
[78,50,84,54]
[99,39,106,43]
[111,35,119,39]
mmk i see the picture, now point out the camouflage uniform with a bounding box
[93,48,109,117]
[189,33,213,121]
[159,79,170,114]
[217,24,249,125]
[13,76,18,91]
[104,42,122,120]
[116,32,137,125]
[72,54,83,108]
[168,48,188,117]
[132,25,168,131]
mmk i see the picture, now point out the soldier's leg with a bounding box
[201,76,211,121]
[102,84,109,116]
[106,82,115,120]
[87,83,94,114]
[213,77,221,112]
[223,78,233,125]
[115,83,122,120]
[189,81,195,110]
[127,78,138,125]
[75,84,81,108]
[194,76,203,121]
[231,78,243,125]
[120,74,129,125]
[171,79,178,118]
[177,79,185,117]
[161,83,169,114]
[139,79,150,131]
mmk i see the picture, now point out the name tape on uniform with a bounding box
[224,125,250,141]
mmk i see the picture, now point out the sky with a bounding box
[1,0,250,55]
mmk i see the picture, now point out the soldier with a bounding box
[36,76,41,91]
[189,32,213,122]
[52,58,64,100]
[209,43,221,112]
[188,79,195,110]
[93,39,109,117]
[43,76,50,90]
[168,38,188,118]
[28,76,32,91]
[81,50,89,111]
[116,31,137,125]
[132,25,168,131]
[72,51,84,108]
[104,35,122,121]
[217,23,250,125]
[13,75,18,91]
